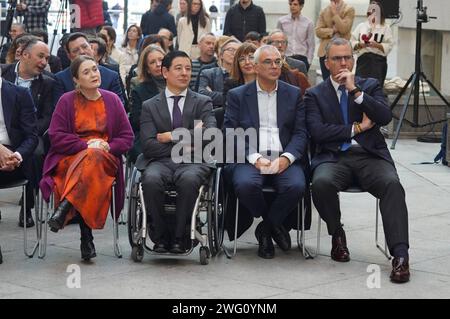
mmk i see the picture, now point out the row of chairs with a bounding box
[0,171,390,264]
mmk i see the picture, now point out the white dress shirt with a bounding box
[247,81,295,165]
[165,87,188,126]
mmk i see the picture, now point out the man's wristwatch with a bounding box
[349,85,362,96]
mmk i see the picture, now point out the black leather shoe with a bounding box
[153,242,169,253]
[390,257,410,283]
[257,233,275,259]
[331,229,350,262]
[18,208,35,228]
[48,199,72,232]
[170,240,185,254]
[271,225,291,251]
[80,240,97,261]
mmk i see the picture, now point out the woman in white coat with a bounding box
[177,0,211,60]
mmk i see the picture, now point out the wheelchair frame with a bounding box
[127,165,226,265]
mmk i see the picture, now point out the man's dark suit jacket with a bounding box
[304,77,393,171]
[223,80,310,239]
[53,65,125,106]
[224,80,308,163]
[135,89,216,170]
[1,79,38,179]
[1,63,56,136]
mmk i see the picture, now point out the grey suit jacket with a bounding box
[136,89,217,169]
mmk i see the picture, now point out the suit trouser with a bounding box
[141,158,211,241]
[311,147,409,253]
[231,163,306,227]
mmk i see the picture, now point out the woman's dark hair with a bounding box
[122,24,142,48]
[89,37,108,61]
[369,1,386,25]
[70,55,97,79]
[100,25,117,47]
[139,34,167,54]
[30,30,49,44]
[6,33,33,64]
[161,50,191,71]
[187,0,209,29]
[244,31,261,43]
[230,42,257,84]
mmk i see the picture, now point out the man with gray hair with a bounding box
[224,45,308,259]
[190,33,217,90]
[267,30,307,75]
[304,38,410,283]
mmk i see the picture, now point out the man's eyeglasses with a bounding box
[268,40,287,46]
[238,55,255,64]
[260,58,283,68]
[327,55,353,62]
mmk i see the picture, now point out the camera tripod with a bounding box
[390,0,450,149]
[0,0,18,49]
[49,0,69,53]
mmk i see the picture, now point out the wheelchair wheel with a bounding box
[199,246,210,265]
[131,244,144,262]
[127,168,142,248]
[207,167,226,257]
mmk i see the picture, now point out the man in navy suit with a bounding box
[53,32,125,106]
[304,38,410,283]
[224,45,308,259]
[0,78,38,227]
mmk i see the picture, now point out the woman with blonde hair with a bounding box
[128,45,167,162]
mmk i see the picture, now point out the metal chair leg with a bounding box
[375,198,391,260]
[221,196,238,259]
[23,185,39,258]
[38,192,51,259]
[297,200,313,259]
[112,184,122,258]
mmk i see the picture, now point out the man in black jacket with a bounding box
[1,37,55,227]
[223,0,266,42]
[140,0,177,37]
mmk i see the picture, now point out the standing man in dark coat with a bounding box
[223,0,266,42]
[140,0,177,37]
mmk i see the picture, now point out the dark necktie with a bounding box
[338,85,351,151]
[171,96,183,129]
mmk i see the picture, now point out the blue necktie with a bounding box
[338,85,351,151]
[171,96,183,129]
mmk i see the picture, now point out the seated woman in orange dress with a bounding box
[40,55,134,261]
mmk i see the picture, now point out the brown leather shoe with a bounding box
[331,230,350,262]
[390,257,410,283]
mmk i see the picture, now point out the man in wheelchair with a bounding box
[136,51,217,254]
